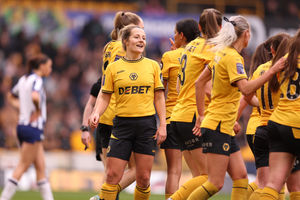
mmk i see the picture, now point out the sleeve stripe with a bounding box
[102,90,114,94]
[230,77,248,85]
[154,87,165,91]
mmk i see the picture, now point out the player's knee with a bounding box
[106,168,122,184]
[136,173,150,188]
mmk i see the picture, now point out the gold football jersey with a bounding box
[100,40,125,125]
[171,37,214,123]
[102,57,164,117]
[253,61,280,126]
[270,56,300,129]
[161,47,184,124]
[201,47,248,136]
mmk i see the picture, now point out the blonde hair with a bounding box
[111,11,142,40]
[209,15,250,52]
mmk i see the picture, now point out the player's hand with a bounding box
[155,125,167,145]
[193,116,204,136]
[233,121,241,135]
[81,131,91,149]
[271,57,286,74]
[88,112,99,128]
[169,38,176,50]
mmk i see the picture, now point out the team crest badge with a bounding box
[223,143,230,151]
[129,73,138,81]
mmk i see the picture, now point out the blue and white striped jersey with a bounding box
[12,73,47,130]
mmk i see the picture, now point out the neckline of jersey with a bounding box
[122,56,144,63]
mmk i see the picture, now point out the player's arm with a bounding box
[154,90,167,145]
[193,67,212,135]
[7,92,19,109]
[236,57,285,96]
[89,90,111,128]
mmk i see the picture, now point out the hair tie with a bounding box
[121,12,125,16]
[223,16,236,26]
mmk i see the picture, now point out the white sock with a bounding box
[0,178,18,200]
[37,179,54,200]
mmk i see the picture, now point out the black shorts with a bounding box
[246,134,255,155]
[253,126,270,169]
[107,115,157,161]
[201,127,240,156]
[170,119,202,151]
[98,123,113,149]
[267,120,300,156]
[160,124,180,149]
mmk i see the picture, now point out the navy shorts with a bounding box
[254,126,270,169]
[17,125,43,144]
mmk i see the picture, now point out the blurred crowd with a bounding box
[0,0,299,151]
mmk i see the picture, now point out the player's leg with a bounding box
[34,142,54,200]
[287,158,300,200]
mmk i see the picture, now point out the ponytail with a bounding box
[209,15,249,52]
[199,8,222,39]
[282,29,300,83]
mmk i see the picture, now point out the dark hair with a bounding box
[175,18,200,43]
[26,54,50,76]
[268,33,291,92]
[199,8,222,39]
[110,11,142,40]
[120,25,143,51]
[249,43,272,78]
[282,30,300,86]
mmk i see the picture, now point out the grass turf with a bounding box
[7,190,233,200]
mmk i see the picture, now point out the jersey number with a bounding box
[287,68,300,100]
[179,54,187,86]
[260,85,273,109]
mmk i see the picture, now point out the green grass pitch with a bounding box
[8,190,232,200]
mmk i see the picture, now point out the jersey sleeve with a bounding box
[32,78,43,92]
[226,56,248,84]
[161,52,170,80]
[102,65,114,94]
[90,77,102,97]
[153,62,164,91]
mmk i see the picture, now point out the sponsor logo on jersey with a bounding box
[118,86,151,94]
[129,73,138,81]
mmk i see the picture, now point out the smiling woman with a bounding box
[89,25,166,200]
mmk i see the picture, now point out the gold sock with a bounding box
[99,182,118,200]
[279,187,285,200]
[247,182,258,199]
[187,181,219,200]
[231,178,248,200]
[169,175,208,200]
[259,187,279,200]
[249,189,263,200]
[290,192,300,200]
[165,194,172,199]
[134,185,151,200]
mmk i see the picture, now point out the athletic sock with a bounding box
[187,181,219,200]
[169,175,208,200]
[99,183,118,200]
[165,194,172,199]
[259,187,279,200]
[290,192,300,200]
[249,189,263,200]
[247,182,258,199]
[37,179,54,200]
[134,185,150,200]
[279,187,285,200]
[231,178,248,200]
[0,178,18,200]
